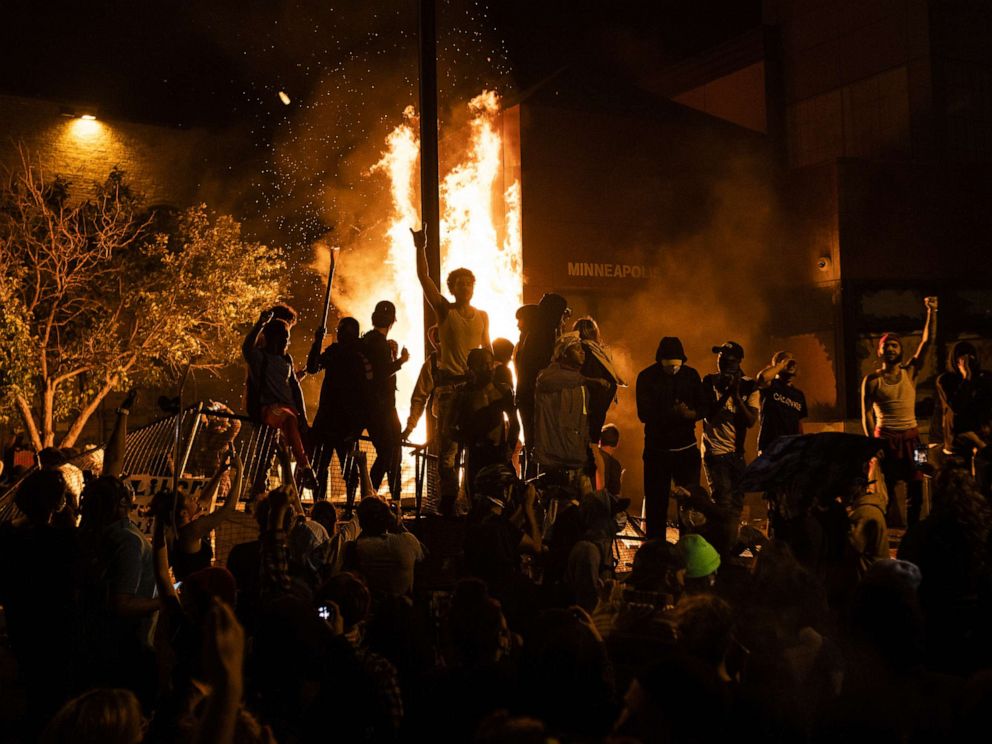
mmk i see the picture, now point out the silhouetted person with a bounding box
[455,347,516,498]
[362,301,410,500]
[517,293,570,473]
[573,317,624,443]
[243,310,317,491]
[636,337,708,539]
[413,225,491,515]
[308,316,372,502]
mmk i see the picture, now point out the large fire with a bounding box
[318,91,522,444]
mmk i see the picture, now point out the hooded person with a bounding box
[517,293,570,472]
[573,317,626,443]
[533,334,612,490]
[635,336,708,540]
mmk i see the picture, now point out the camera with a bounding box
[913,444,928,468]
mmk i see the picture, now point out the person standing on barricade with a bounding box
[517,293,570,476]
[308,316,373,502]
[243,310,317,492]
[362,301,410,502]
[412,224,491,517]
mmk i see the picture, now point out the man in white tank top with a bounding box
[412,225,491,516]
[861,296,938,527]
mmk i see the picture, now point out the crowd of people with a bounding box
[3,228,992,743]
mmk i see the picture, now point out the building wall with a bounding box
[0,94,213,205]
[672,61,769,133]
[764,0,933,167]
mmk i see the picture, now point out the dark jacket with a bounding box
[308,341,372,442]
[636,364,707,451]
[362,330,402,413]
[517,293,568,398]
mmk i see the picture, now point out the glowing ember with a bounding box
[322,91,522,447]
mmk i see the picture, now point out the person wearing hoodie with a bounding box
[573,317,625,443]
[517,293,570,472]
[534,334,611,489]
[636,337,708,539]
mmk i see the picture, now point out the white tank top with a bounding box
[868,368,917,432]
[438,305,487,376]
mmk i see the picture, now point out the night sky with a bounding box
[2,1,760,131]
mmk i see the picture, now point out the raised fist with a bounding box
[924,296,938,311]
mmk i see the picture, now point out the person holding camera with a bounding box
[701,341,759,555]
[861,296,938,527]
[756,351,808,456]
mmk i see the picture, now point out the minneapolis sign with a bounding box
[567,261,660,280]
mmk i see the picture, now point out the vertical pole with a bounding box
[418,0,442,445]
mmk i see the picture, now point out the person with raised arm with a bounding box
[243,310,317,492]
[412,224,491,516]
[861,297,938,527]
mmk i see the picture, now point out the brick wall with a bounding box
[0,93,213,205]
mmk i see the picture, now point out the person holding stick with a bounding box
[412,224,491,516]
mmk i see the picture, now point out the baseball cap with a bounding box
[711,341,744,359]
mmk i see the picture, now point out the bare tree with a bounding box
[0,150,285,450]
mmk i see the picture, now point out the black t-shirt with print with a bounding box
[758,378,808,453]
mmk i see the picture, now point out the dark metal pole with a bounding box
[418,0,442,309]
[417,0,441,445]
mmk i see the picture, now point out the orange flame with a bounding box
[328,91,522,443]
